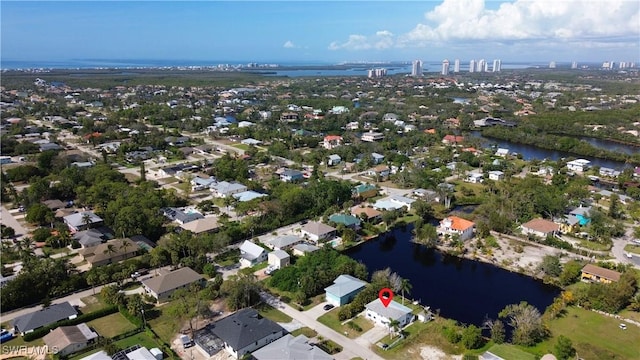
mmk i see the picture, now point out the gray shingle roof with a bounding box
[12,302,78,333]
[141,267,203,295]
[209,309,284,350]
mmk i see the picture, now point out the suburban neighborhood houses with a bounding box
[0,64,639,360]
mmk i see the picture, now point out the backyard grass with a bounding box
[317,310,374,339]
[80,295,108,314]
[291,327,318,338]
[255,303,293,323]
[371,318,465,360]
[488,344,536,360]
[624,244,640,255]
[114,331,159,351]
[147,308,181,344]
[87,313,137,338]
[522,306,640,360]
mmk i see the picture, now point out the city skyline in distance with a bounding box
[2,0,639,64]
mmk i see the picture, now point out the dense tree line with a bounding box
[268,248,367,299]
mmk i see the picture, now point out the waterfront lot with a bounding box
[524,306,640,359]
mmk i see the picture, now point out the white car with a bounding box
[619,323,627,330]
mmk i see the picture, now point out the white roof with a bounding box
[126,347,157,360]
[270,250,290,260]
[240,240,265,260]
[266,235,302,249]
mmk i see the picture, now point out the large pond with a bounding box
[344,225,560,327]
[470,131,636,170]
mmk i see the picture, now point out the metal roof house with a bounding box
[324,275,367,307]
[239,240,267,268]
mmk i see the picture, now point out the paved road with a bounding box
[611,225,640,269]
[1,205,28,240]
[260,292,383,360]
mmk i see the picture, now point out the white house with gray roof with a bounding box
[239,240,267,268]
[325,275,367,307]
[211,181,248,198]
[63,211,103,232]
[365,299,414,328]
[264,235,303,250]
[301,222,336,243]
[141,267,204,303]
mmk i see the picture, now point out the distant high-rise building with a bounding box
[478,59,486,72]
[411,60,423,77]
[368,68,387,78]
[571,61,578,69]
[492,59,501,72]
[469,60,476,73]
[453,59,460,73]
[441,59,450,75]
[549,61,556,69]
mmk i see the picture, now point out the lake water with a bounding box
[344,225,560,327]
[470,131,635,170]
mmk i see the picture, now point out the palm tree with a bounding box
[388,319,400,338]
[119,239,132,257]
[81,212,93,230]
[103,244,117,262]
[400,278,413,305]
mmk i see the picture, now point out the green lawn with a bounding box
[80,295,109,314]
[317,309,374,339]
[256,303,293,323]
[523,306,640,360]
[291,327,318,338]
[88,313,137,338]
[302,294,326,311]
[371,318,466,359]
[579,240,612,251]
[114,332,159,351]
[624,244,640,255]
[232,143,251,151]
[488,344,536,360]
[147,308,181,344]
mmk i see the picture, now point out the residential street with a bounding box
[260,291,384,360]
[1,205,28,240]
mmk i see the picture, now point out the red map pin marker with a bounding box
[378,288,394,307]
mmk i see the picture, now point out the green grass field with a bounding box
[624,244,640,255]
[87,313,137,338]
[523,307,640,360]
[317,310,374,339]
[488,344,536,360]
[80,295,109,314]
[256,303,293,323]
[291,327,318,338]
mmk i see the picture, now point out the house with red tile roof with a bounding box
[323,135,343,150]
[438,216,475,240]
[442,135,464,145]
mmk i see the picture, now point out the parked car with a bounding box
[323,304,334,311]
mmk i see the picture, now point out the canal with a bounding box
[470,131,637,170]
[345,225,560,327]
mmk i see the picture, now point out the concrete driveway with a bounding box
[1,205,29,240]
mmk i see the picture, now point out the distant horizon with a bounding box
[2,1,638,64]
[1,58,628,71]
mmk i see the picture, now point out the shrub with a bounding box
[443,326,461,344]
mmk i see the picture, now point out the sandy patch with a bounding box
[419,346,463,360]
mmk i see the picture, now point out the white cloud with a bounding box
[329,31,394,51]
[329,0,640,52]
[283,40,295,48]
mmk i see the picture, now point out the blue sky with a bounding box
[2,0,639,64]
